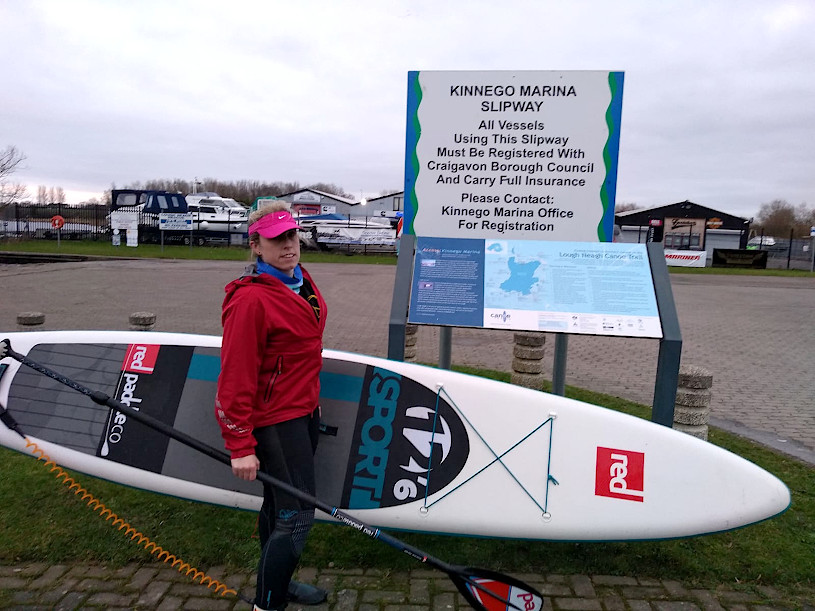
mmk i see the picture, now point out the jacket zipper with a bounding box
[264,356,283,403]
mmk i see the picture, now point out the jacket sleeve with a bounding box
[216,289,268,459]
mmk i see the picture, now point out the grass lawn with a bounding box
[4,239,815,276]
[0,239,398,265]
[0,371,811,600]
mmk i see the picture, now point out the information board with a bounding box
[408,236,662,339]
[159,213,193,231]
[109,210,139,231]
[404,70,624,242]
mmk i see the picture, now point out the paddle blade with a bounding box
[452,567,544,611]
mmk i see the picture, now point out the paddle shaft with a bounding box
[2,343,453,570]
[2,339,542,610]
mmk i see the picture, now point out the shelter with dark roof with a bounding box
[615,201,751,258]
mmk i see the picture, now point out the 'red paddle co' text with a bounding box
[102,345,160,453]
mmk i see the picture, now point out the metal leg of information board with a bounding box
[552,333,568,396]
[647,242,683,427]
[439,327,452,370]
[388,234,416,361]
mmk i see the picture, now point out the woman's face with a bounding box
[252,229,300,275]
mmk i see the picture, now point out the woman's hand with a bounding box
[231,454,260,481]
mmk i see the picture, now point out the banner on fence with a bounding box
[316,226,396,245]
[664,249,707,267]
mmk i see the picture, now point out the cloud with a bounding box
[1,0,812,217]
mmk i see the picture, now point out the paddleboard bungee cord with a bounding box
[0,338,545,611]
[424,383,559,517]
[0,399,249,604]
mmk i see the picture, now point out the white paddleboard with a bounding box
[0,330,789,541]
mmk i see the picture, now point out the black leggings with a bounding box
[252,410,320,609]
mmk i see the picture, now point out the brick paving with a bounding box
[1,563,811,610]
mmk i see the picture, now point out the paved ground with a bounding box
[1,259,813,464]
[0,257,813,610]
[1,562,812,610]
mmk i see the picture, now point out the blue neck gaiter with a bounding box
[256,259,304,293]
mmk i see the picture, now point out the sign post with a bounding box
[159,213,193,253]
[810,226,815,272]
[390,69,683,425]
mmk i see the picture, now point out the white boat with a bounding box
[295,214,396,249]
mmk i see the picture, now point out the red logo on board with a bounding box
[468,578,542,610]
[595,447,644,502]
[122,344,160,374]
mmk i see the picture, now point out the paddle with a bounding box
[1,338,544,611]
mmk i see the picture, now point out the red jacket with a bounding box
[216,265,327,459]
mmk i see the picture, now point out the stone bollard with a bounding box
[510,332,546,390]
[17,311,46,331]
[129,312,157,332]
[673,364,713,440]
[404,324,418,362]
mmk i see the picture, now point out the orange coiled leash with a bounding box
[1,403,248,603]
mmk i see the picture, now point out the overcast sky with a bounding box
[2,0,813,219]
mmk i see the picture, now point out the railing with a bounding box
[0,203,109,240]
[750,228,813,271]
[1,204,401,254]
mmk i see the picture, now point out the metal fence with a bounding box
[0,203,109,240]
[0,203,399,252]
[760,238,814,271]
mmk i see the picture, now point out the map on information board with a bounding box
[409,237,663,338]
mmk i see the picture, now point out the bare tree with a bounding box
[755,199,813,237]
[615,202,641,213]
[306,182,354,199]
[0,145,27,204]
[37,185,48,205]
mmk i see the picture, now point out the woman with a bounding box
[216,200,328,610]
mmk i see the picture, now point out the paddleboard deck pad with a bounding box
[0,331,790,541]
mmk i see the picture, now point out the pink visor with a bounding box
[249,211,301,238]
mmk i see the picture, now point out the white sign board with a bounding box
[109,210,139,231]
[404,70,624,242]
[159,213,193,231]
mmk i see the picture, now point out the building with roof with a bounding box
[360,192,404,220]
[275,188,358,217]
[615,201,751,261]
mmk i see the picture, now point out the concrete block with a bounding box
[513,332,545,347]
[678,364,713,389]
[129,311,156,331]
[17,311,45,327]
[513,357,543,374]
[673,422,708,440]
[513,344,545,360]
[673,405,710,426]
[675,388,711,408]
[511,371,545,390]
